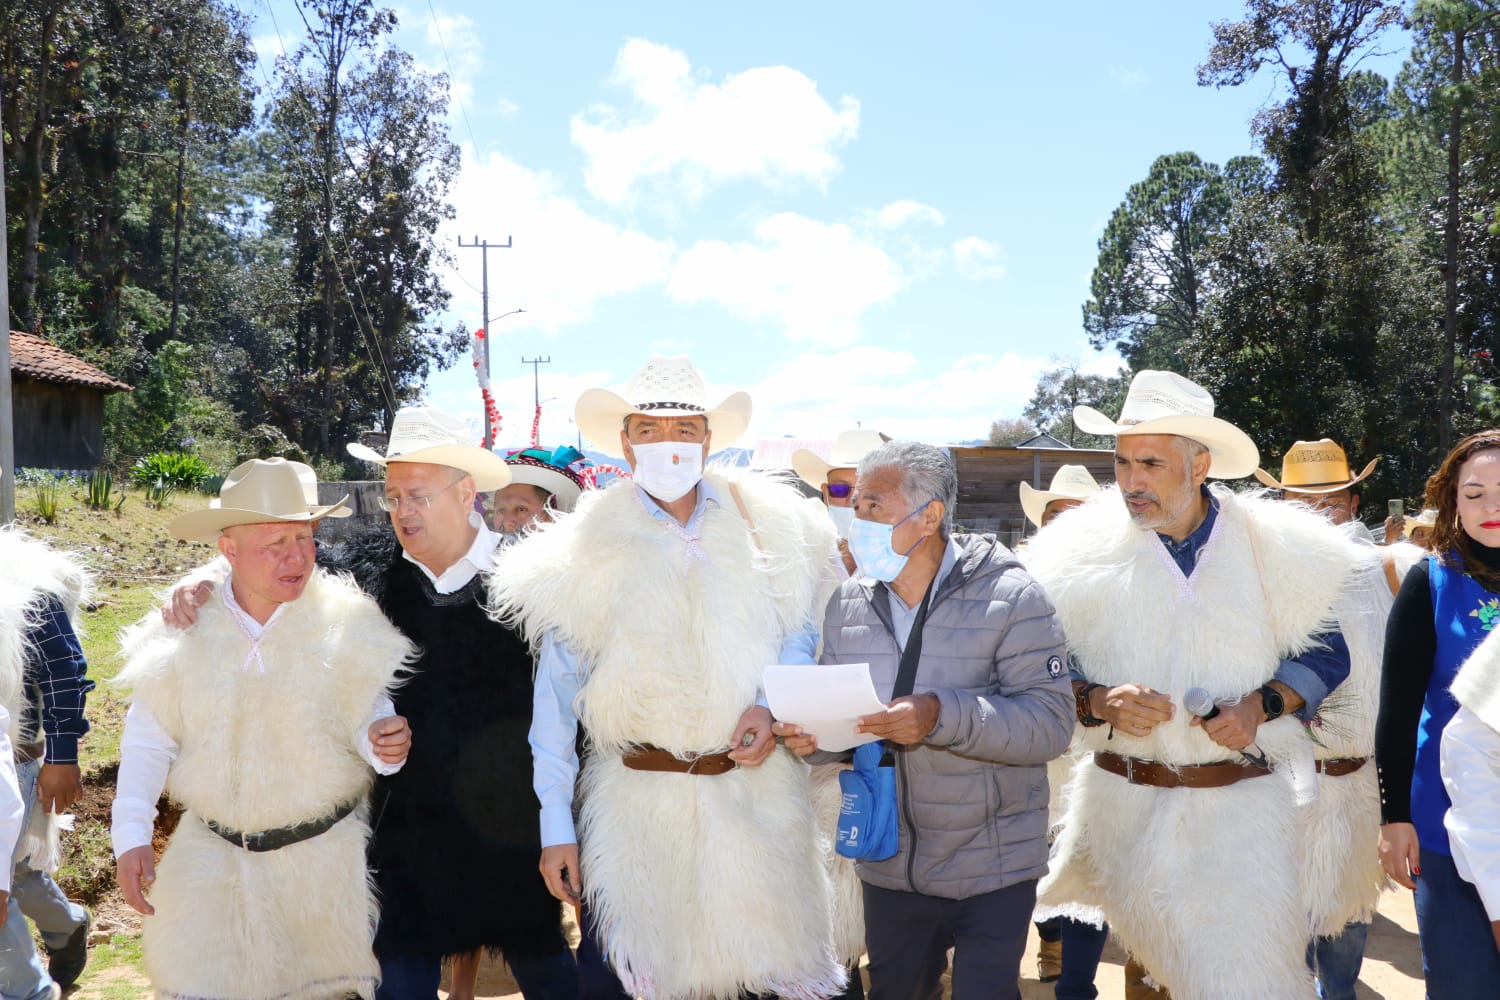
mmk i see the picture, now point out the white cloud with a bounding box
[440,148,675,332]
[495,96,520,117]
[571,38,860,204]
[1111,66,1149,88]
[952,236,1006,281]
[424,12,482,76]
[666,213,906,345]
[870,200,945,229]
[742,347,1057,444]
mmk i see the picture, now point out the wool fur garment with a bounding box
[491,471,845,1000]
[116,568,414,1000]
[1023,485,1358,1000]
[809,762,865,966]
[1300,543,1389,936]
[325,528,570,961]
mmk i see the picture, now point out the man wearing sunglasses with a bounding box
[795,430,889,578]
[161,407,579,1000]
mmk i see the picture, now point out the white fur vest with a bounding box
[0,529,93,746]
[1023,485,1357,1000]
[490,473,845,1000]
[1452,614,1500,732]
[115,568,413,1000]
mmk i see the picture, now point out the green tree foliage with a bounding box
[1083,152,1266,369]
[986,417,1036,447]
[3,0,466,467]
[1023,360,1128,448]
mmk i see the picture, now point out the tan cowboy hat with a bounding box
[346,406,511,491]
[206,460,352,518]
[1405,508,1438,535]
[792,429,890,488]
[171,458,350,543]
[574,354,752,450]
[1072,370,1259,479]
[1019,464,1102,528]
[1254,439,1379,495]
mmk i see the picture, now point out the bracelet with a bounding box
[1076,682,1107,728]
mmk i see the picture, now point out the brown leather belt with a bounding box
[1314,756,1368,777]
[1094,751,1271,788]
[13,741,44,764]
[621,744,737,776]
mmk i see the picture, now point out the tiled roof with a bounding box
[9,331,132,392]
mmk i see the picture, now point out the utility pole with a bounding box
[457,234,512,449]
[0,88,14,525]
[522,355,551,447]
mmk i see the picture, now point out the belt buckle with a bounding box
[1124,756,1136,783]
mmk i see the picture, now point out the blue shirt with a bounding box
[1071,487,1350,721]
[530,482,820,847]
[25,595,95,764]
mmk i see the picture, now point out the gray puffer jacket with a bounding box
[820,532,1073,899]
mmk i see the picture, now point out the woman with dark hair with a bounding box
[1375,428,1500,996]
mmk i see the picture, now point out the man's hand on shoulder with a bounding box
[729,705,775,766]
[367,715,411,766]
[1092,683,1174,737]
[856,693,940,746]
[160,579,214,629]
[37,763,82,814]
[117,845,156,915]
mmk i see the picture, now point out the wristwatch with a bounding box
[1258,684,1285,722]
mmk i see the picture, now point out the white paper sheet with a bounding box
[763,662,888,752]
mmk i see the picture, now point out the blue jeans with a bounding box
[1055,917,1108,1000]
[1413,847,1500,1000]
[375,947,578,1000]
[1305,921,1367,1000]
[0,759,71,1000]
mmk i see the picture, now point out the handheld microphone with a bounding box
[1184,688,1269,768]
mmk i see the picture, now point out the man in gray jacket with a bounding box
[777,441,1074,1000]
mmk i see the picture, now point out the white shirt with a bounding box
[110,573,402,858]
[401,511,499,594]
[1442,705,1500,920]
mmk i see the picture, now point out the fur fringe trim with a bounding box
[1453,609,1500,735]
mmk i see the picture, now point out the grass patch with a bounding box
[71,931,148,1000]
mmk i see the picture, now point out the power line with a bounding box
[423,0,483,158]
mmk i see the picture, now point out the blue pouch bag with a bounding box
[836,741,898,860]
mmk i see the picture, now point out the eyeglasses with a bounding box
[826,483,853,499]
[378,478,462,513]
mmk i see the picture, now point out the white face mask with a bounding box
[630,441,704,503]
[826,503,856,539]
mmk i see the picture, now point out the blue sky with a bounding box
[248,1,1410,451]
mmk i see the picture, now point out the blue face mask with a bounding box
[847,501,933,582]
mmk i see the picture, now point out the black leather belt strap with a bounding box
[203,799,359,852]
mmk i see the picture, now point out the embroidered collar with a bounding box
[222,573,289,674]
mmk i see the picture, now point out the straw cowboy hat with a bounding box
[505,446,589,513]
[792,429,890,488]
[573,354,752,451]
[1405,508,1438,535]
[1019,464,1102,528]
[346,406,511,491]
[1072,370,1259,479]
[171,458,350,543]
[1253,439,1378,495]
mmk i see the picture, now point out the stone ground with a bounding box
[439,888,1425,999]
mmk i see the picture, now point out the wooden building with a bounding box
[950,445,1115,545]
[10,331,133,470]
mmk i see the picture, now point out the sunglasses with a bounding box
[826,483,853,499]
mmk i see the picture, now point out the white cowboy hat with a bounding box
[574,354,752,451]
[346,406,511,491]
[1072,370,1259,479]
[792,429,890,488]
[1253,438,1379,495]
[1019,464,1102,528]
[171,458,350,543]
[505,447,588,513]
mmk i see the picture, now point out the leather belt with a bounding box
[621,744,737,776]
[1314,756,1368,777]
[13,741,44,764]
[1094,751,1271,788]
[203,799,359,852]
